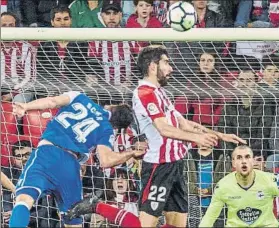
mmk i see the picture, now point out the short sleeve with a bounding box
[98,130,115,149]
[138,89,165,121]
[63,91,81,103]
[174,110,183,118]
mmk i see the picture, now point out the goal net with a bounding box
[1,27,279,227]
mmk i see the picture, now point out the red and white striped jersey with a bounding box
[104,128,135,177]
[88,41,135,85]
[132,80,188,164]
[1,42,36,90]
[1,0,7,12]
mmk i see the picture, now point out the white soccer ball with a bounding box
[167,1,197,32]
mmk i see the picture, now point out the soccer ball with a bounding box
[167,1,197,32]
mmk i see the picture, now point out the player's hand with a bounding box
[194,133,218,148]
[132,141,147,159]
[12,102,26,118]
[218,133,247,145]
[3,211,12,223]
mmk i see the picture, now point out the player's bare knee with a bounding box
[15,194,35,210]
[139,211,159,227]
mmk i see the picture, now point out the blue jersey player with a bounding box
[9,91,145,228]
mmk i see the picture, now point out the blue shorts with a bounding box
[16,145,82,225]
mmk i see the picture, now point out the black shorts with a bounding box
[138,160,188,217]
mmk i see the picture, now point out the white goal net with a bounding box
[1,28,279,227]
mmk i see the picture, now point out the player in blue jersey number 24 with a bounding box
[9,91,146,228]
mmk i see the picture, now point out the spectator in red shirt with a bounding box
[126,0,162,28]
[175,51,225,129]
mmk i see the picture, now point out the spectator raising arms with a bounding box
[126,0,162,28]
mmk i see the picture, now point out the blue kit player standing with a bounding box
[9,91,145,227]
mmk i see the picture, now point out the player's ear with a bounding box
[150,62,157,73]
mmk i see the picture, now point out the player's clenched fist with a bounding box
[194,133,218,148]
[12,102,26,118]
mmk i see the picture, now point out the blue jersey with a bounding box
[42,92,114,162]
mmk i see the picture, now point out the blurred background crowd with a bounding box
[1,0,279,227]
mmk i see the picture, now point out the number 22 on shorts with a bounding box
[148,185,167,202]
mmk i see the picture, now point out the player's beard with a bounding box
[157,66,170,87]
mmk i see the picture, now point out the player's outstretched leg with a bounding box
[9,191,38,227]
[67,191,141,228]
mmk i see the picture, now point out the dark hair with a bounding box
[110,104,133,130]
[105,168,138,202]
[50,5,71,21]
[11,140,32,156]
[133,0,153,6]
[137,45,169,78]
[1,12,18,26]
[262,54,279,69]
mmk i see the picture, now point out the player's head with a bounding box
[108,104,133,130]
[137,45,173,87]
[232,145,254,177]
[50,5,72,28]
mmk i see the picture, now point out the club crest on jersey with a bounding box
[151,201,159,211]
[147,103,159,115]
[257,191,265,200]
[237,207,262,225]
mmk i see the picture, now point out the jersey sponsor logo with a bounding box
[228,196,241,200]
[79,11,85,15]
[237,207,262,225]
[257,191,265,200]
[147,103,160,115]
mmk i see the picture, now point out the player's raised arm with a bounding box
[176,115,247,145]
[12,92,79,118]
[96,145,145,168]
[199,184,224,227]
[1,171,15,193]
[153,117,218,148]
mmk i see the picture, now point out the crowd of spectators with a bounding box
[1,0,279,227]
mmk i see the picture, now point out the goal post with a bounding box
[1,28,279,227]
[2,28,279,41]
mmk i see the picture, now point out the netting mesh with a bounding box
[1,38,279,227]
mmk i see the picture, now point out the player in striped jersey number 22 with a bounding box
[67,45,246,228]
